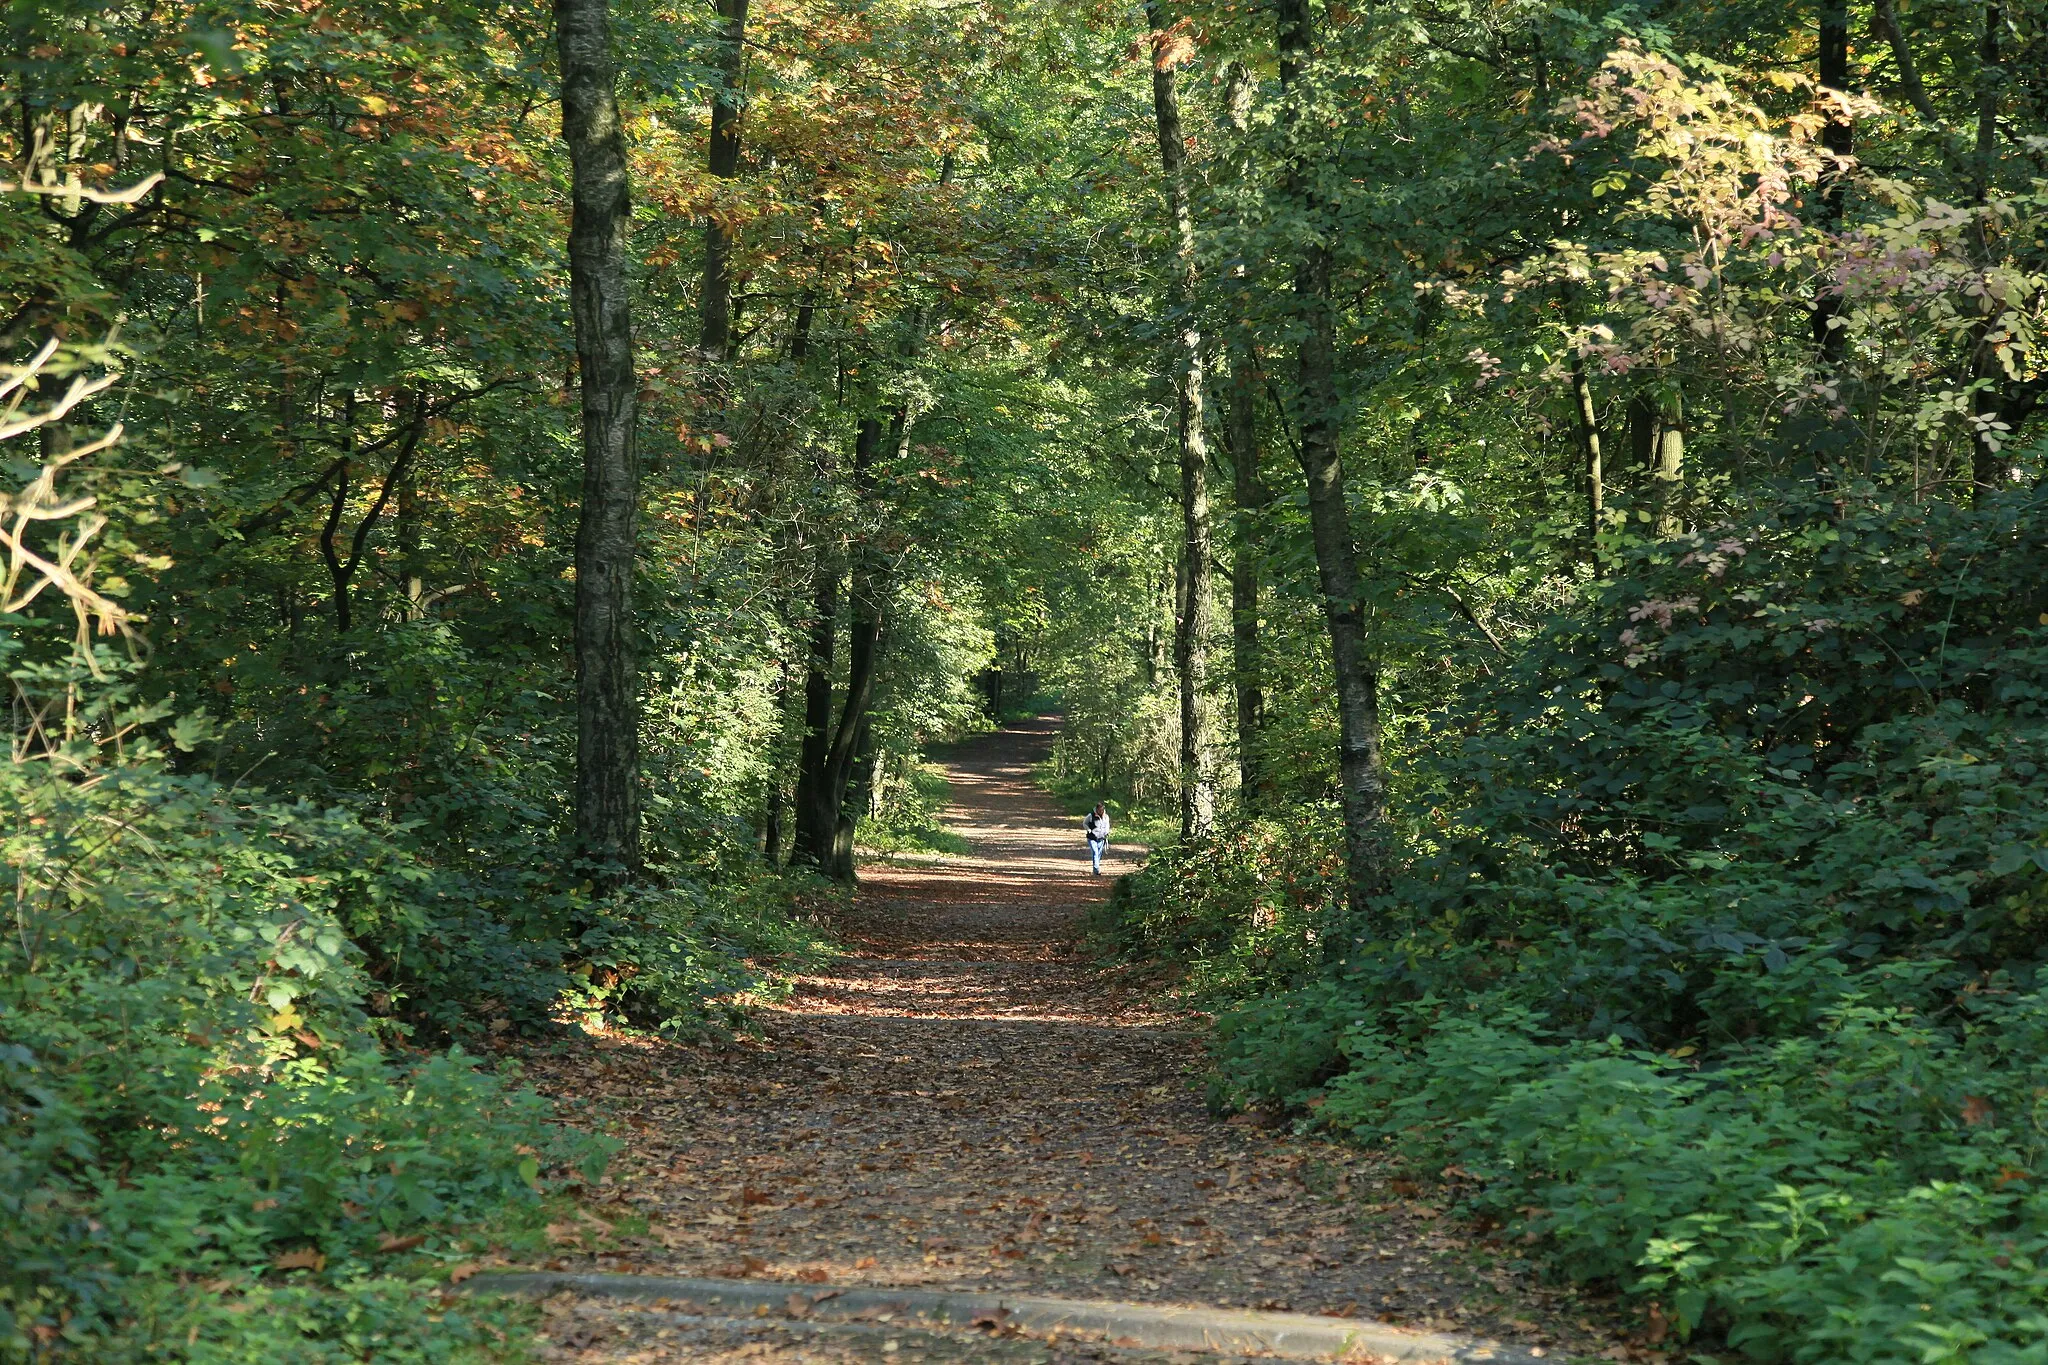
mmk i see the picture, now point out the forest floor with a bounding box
[516,719,1648,1364]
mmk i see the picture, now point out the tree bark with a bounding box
[1812,0,1852,364]
[1145,0,1217,842]
[698,0,748,365]
[559,0,642,883]
[1226,348,1268,808]
[1276,0,1388,914]
[1969,4,2009,500]
[1571,358,1603,562]
[791,407,890,878]
[1653,388,1685,537]
[1221,59,1267,810]
[789,556,839,867]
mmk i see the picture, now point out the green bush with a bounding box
[567,873,841,1034]
[0,650,611,1361]
[1124,488,2048,1361]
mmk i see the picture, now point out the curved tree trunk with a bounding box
[558,0,642,883]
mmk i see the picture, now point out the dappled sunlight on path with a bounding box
[522,719,1626,1362]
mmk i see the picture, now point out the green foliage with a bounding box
[567,874,842,1034]
[0,720,612,1359]
[856,761,971,857]
[1090,806,1344,1000]
[1111,488,2048,1361]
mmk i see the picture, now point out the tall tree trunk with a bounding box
[762,648,793,861]
[791,412,890,879]
[1653,388,1685,537]
[559,0,642,883]
[1221,59,1267,810]
[1812,0,1852,364]
[398,460,423,619]
[1276,0,1388,914]
[1145,0,1216,842]
[1970,4,2009,499]
[1226,348,1268,809]
[802,173,950,874]
[789,558,838,867]
[1571,358,1604,562]
[698,0,748,366]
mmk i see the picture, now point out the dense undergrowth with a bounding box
[1101,488,2048,1363]
[0,644,841,1362]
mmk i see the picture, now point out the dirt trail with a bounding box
[524,719,1622,1362]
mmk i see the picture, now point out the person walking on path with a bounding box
[1084,802,1111,876]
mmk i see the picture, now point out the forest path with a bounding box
[525,719,1610,1363]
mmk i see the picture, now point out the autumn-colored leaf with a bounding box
[271,1247,326,1273]
[377,1233,426,1253]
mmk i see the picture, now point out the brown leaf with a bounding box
[784,1293,811,1319]
[797,1267,831,1283]
[1962,1095,1994,1126]
[854,1256,877,1270]
[271,1247,326,1273]
[378,1233,426,1253]
[446,1261,481,1284]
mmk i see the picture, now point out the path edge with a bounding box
[463,1271,1551,1363]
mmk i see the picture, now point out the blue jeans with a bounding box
[1087,836,1106,874]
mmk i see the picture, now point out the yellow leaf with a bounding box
[360,95,392,116]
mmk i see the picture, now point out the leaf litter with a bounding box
[518,721,1650,1362]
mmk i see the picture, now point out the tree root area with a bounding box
[523,719,1644,1362]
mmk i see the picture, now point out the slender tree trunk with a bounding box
[763,649,793,861]
[398,463,423,618]
[1653,389,1685,537]
[801,171,950,873]
[1812,0,1852,363]
[1226,349,1268,808]
[1145,0,1216,842]
[1571,358,1604,562]
[1970,4,2009,499]
[808,414,888,881]
[698,0,748,366]
[1276,0,1388,914]
[559,0,642,882]
[1628,390,1658,474]
[789,558,838,867]
[1222,60,1267,810]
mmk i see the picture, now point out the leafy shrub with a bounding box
[1128,488,2048,1360]
[1,653,609,1359]
[567,873,841,1035]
